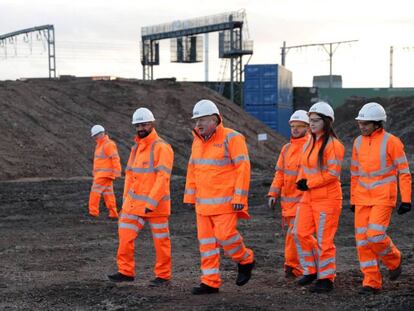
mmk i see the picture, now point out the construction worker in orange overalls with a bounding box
[89,125,121,219]
[108,108,174,287]
[350,102,412,294]
[293,101,345,293]
[268,110,310,278]
[184,99,255,295]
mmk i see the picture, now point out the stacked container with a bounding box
[244,64,293,138]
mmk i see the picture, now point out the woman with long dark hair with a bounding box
[293,101,345,293]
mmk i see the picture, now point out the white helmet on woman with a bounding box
[308,101,335,122]
[355,102,387,122]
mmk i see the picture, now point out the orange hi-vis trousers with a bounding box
[89,177,118,218]
[196,213,254,288]
[116,212,171,279]
[284,216,303,276]
[293,199,341,281]
[355,205,401,289]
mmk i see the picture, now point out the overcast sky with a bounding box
[1,0,413,87]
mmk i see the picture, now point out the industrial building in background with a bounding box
[243,64,293,138]
[0,25,56,78]
[140,10,253,105]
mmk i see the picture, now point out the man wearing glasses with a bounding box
[268,110,310,279]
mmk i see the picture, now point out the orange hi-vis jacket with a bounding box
[93,135,121,180]
[122,129,174,217]
[350,128,412,206]
[184,123,251,219]
[268,134,310,217]
[298,135,345,201]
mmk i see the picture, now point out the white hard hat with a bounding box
[355,102,387,122]
[308,101,335,122]
[91,125,105,137]
[289,110,309,124]
[192,99,220,119]
[132,107,155,124]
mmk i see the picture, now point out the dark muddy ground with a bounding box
[0,177,413,310]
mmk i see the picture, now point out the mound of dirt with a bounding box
[0,78,287,180]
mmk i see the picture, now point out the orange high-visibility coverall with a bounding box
[350,128,412,289]
[184,122,254,288]
[268,134,309,277]
[89,134,121,218]
[293,135,344,282]
[117,129,174,279]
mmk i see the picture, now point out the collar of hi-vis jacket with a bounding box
[134,128,158,147]
[366,127,385,139]
[96,134,109,146]
[192,122,225,143]
[290,134,309,145]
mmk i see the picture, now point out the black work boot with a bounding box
[309,279,334,293]
[236,260,255,286]
[358,286,380,295]
[389,255,403,281]
[107,272,134,283]
[191,283,219,295]
[297,273,317,286]
[148,277,170,287]
[285,266,296,279]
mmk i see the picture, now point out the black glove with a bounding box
[397,202,412,215]
[233,204,244,211]
[350,205,355,213]
[296,179,309,191]
[144,208,153,214]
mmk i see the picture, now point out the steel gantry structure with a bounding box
[0,25,56,78]
[141,11,253,105]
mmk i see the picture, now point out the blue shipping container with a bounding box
[277,106,293,138]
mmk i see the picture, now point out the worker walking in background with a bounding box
[89,125,121,219]
[350,102,412,294]
[184,99,255,295]
[267,110,310,278]
[293,102,345,293]
[108,108,174,287]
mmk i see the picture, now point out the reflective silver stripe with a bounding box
[317,212,326,255]
[275,166,283,171]
[150,222,169,229]
[128,190,158,206]
[153,232,170,239]
[354,136,362,154]
[269,187,281,194]
[319,257,335,268]
[94,168,121,173]
[303,166,319,174]
[119,223,140,232]
[241,251,250,261]
[380,133,390,169]
[360,165,395,178]
[283,169,298,176]
[367,234,387,243]
[327,159,342,165]
[120,213,145,226]
[358,175,397,190]
[302,138,311,153]
[280,196,301,203]
[378,242,393,257]
[201,248,220,258]
[196,196,233,205]
[328,169,340,177]
[162,195,170,201]
[351,170,360,176]
[394,155,408,165]
[360,259,378,268]
[102,191,114,196]
[293,206,311,275]
[235,188,248,196]
[226,243,242,256]
[368,223,387,232]
[154,165,172,174]
[202,268,219,275]
[199,237,217,245]
[355,227,367,234]
[226,131,241,141]
[232,154,249,164]
[91,190,104,194]
[351,160,359,167]
[190,158,232,166]
[184,188,195,195]
[130,167,155,173]
[302,251,312,257]
[303,261,316,267]
[219,234,241,246]
[399,168,411,174]
[356,239,368,247]
[318,268,335,279]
